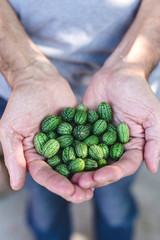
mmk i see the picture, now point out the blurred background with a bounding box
[0,144,160,240]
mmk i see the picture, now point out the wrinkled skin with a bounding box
[1,61,160,202]
[72,65,160,189]
[0,64,94,203]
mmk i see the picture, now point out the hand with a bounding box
[0,63,94,203]
[72,64,160,189]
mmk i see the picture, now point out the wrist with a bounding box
[103,0,160,79]
[0,0,59,88]
[103,57,147,81]
[11,59,61,92]
[104,30,156,80]
[1,46,59,89]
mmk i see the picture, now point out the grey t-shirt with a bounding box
[1,0,160,100]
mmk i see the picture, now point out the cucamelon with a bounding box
[55,164,71,178]
[98,158,107,168]
[42,139,60,158]
[47,155,62,168]
[110,143,124,160]
[57,135,73,148]
[117,122,129,143]
[75,142,88,158]
[89,145,103,160]
[84,135,99,146]
[41,116,61,133]
[57,122,73,135]
[93,119,107,136]
[84,159,98,171]
[61,107,75,122]
[74,110,87,125]
[62,146,76,164]
[87,110,99,123]
[73,125,90,140]
[68,158,85,173]
[102,131,117,145]
[76,104,87,112]
[34,133,48,155]
[98,102,112,122]
[98,143,109,159]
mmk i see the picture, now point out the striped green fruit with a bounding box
[89,145,104,160]
[117,122,129,143]
[42,139,60,158]
[46,131,57,139]
[73,125,90,140]
[102,131,117,145]
[84,135,99,146]
[85,123,92,131]
[61,107,75,122]
[98,143,109,159]
[107,123,117,134]
[57,135,73,148]
[76,104,87,112]
[57,122,73,135]
[75,142,88,158]
[74,110,87,125]
[41,116,61,133]
[68,158,85,173]
[47,155,62,168]
[72,140,81,147]
[62,146,76,164]
[84,159,98,171]
[110,143,124,160]
[55,164,71,178]
[98,158,107,168]
[87,110,99,123]
[34,133,48,155]
[93,119,107,136]
[98,102,112,122]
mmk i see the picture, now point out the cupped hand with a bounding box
[72,65,160,189]
[0,64,94,203]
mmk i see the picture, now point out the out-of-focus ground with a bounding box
[0,157,160,240]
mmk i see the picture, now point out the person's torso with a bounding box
[0,0,147,99]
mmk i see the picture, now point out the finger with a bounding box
[0,131,26,190]
[93,149,143,187]
[144,139,160,173]
[27,159,75,198]
[66,185,94,203]
[74,171,96,189]
[71,172,85,184]
[82,86,98,110]
[78,149,143,189]
[143,110,160,172]
[27,159,94,202]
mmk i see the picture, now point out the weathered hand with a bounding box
[72,66,160,189]
[0,65,94,203]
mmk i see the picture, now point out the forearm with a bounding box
[106,0,160,78]
[0,0,57,88]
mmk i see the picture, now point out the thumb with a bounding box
[143,115,160,173]
[93,149,143,187]
[144,135,160,173]
[0,130,26,190]
[82,84,100,110]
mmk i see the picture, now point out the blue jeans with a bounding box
[0,96,137,240]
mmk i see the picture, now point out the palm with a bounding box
[0,78,93,202]
[72,70,160,189]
